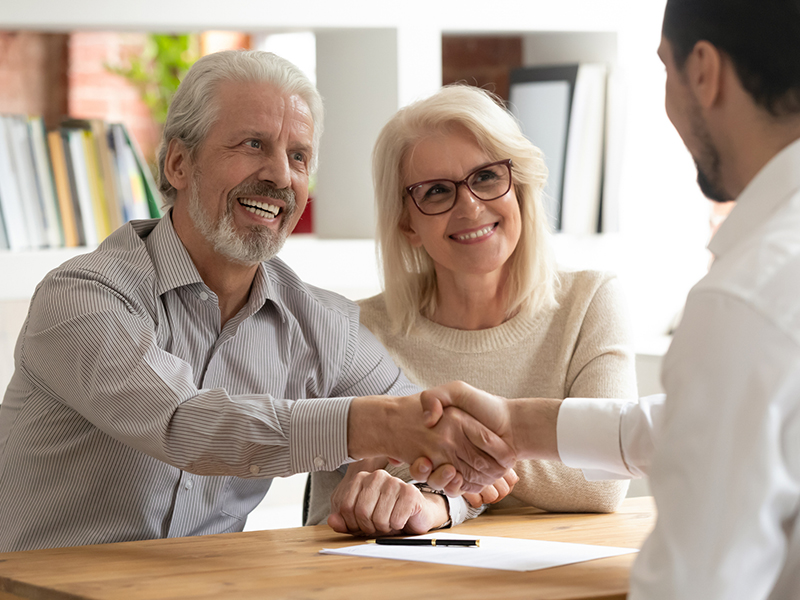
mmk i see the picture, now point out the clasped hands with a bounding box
[337,381,548,536]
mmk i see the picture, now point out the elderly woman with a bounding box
[306,85,636,535]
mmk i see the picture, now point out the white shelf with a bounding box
[0,235,381,303]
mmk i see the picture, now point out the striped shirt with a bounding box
[0,214,415,552]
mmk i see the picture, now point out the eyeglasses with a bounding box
[405,159,513,216]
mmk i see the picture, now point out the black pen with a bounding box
[367,538,480,547]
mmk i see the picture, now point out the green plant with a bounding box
[107,34,200,125]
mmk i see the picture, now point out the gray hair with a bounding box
[373,84,558,334]
[156,50,324,207]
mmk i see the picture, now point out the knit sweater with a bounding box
[306,270,637,526]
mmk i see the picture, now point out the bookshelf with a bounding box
[1,0,705,382]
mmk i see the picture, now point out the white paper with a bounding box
[320,532,638,572]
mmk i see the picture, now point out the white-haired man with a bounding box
[0,50,512,552]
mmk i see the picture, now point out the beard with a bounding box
[188,173,297,265]
[688,102,733,203]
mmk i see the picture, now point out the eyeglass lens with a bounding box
[410,162,511,215]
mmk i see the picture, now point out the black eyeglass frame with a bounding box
[404,159,514,216]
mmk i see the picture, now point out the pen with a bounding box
[367,538,480,547]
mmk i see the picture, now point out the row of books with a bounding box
[0,115,162,251]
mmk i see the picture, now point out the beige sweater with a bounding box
[306,270,637,526]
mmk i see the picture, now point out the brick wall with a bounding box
[0,31,69,128]
[442,35,523,102]
[68,32,161,164]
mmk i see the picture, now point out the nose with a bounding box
[257,152,292,190]
[452,181,483,216]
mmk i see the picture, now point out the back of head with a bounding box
[372,84,556,333]
[156,50,324,207]
[663,0,800,116]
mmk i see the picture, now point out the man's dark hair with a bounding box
[663,0,800,116]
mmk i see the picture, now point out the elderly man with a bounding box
[416,0,800,598]
[0,50,512,552]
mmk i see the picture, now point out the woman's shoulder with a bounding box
[356,293,391,332]
[554,269,620,303]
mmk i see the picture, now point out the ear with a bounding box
[399,207,424,248]
[685,40,724,109]
[163,139,192,193]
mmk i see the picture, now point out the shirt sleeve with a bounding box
[629,290,800,599]
[557,394,665,479]
[18,268,380,480]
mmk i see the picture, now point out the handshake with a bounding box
[338,382,563,535]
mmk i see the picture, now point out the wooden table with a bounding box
[0,497,655,600]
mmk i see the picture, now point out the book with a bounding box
[120,124,162,219]
[28,116,64,247]
[5,115,48,248]
[0,115,30,250]
[63,128,97,246]
[560,64,607,235]
[108,123,150,222]
[47,130,80,247]
[509,63,608,234]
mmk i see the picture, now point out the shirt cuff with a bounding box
[557,397,631,480]
[290,397,352,474]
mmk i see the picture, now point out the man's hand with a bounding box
[462,468,519,509]
[408,382,563,492]
[348,383,517,494]
[327,462,449,536]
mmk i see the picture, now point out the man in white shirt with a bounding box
[414,0,800,597]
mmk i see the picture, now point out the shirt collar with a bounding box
[144,211,287,321]
[709,137,800,258]
[146,211,206,297]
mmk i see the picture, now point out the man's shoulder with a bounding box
[49,221,158,290]
[695,203,800,341]
[263,257,359,322]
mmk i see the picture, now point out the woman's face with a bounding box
[401,128,522,284]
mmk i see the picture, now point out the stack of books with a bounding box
[0,115,162,251]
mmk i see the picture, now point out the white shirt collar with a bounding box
[709,136,800,259]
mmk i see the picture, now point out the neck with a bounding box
[171,208,259,327]
[429,268,512,330]
[717,104,800,198]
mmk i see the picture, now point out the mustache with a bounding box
[228,182,296,209]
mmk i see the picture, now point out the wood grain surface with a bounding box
[0,497,655,600]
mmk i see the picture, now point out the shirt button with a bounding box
[199,292,209,301]
[314,456,326,469]
[184,479,194,490]
[249,465,260,475]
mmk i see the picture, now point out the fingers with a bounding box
[329,470,422,536]
[425,464,458,490]
[408,456,434,481]
[462,492,483,509]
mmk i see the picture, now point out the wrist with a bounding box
[347,396,401,460]
[508,398,562,460]
[416,484,451,529]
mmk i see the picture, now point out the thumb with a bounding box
[419,391,446,428]
[327,512,348,534]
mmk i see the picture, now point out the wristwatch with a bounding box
[414,483,452,529]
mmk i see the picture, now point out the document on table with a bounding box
[320,532,638,572]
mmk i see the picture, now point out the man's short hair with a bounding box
[663,0,800,116]
[156,50,324,207]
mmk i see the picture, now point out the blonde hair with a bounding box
[373,84,558,333]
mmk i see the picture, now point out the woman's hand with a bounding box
[462,468,519,509]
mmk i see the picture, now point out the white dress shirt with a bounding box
[557,137,800,599]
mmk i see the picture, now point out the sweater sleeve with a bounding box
[495,275,637,514]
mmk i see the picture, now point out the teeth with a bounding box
[455,224,494,241]
[239,198,280,218]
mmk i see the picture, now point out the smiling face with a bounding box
[173,80,314,265]
[401,127,522,287]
